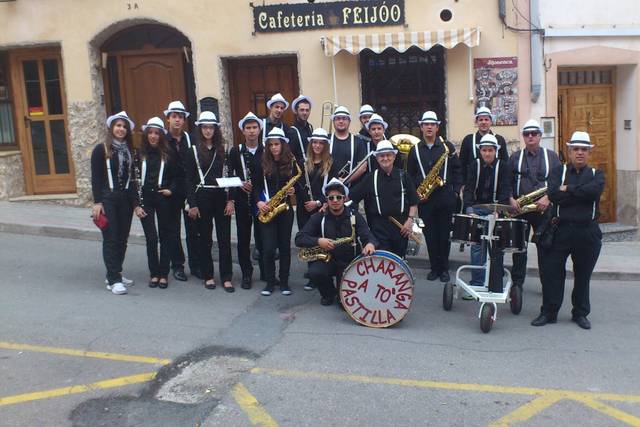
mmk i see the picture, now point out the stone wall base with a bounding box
[617,169,640,226]
[0,151,25,199]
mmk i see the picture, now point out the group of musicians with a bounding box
[90,94,604,329]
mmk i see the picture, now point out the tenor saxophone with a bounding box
[258,162,303,223]
[416,137,449,202]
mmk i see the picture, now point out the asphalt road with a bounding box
[1,232,639,427]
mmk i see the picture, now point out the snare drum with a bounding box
[339,250,413,328]
[451,214,488,245]
[493,218,528,253]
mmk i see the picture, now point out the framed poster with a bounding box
[474,57,518,126]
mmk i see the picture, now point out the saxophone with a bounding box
[258,161,303,223]
[512,186,548,216]
[298,217,356,262]
[416,137,449,202]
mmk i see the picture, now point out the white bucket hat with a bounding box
[106,111,135,131]
[195,111,219,126]
[331,106,352,121]
[307,128,330,143]
[265,127,290,143]
[141,116,167,134]
[418,111,440,125]
[359,104,376,117]
[567,131,594,148]
[478,134,499,149]
[322,177,349,197]
[374,140,398,156]
[475,106,493,120]
[163,100,190,118]
[266,93,289,110]
[292,95,313,111]
[238,112,263,131]
[365,113,388,131]
[521,119,542,134]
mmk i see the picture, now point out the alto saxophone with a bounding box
[512,186,548,216]
[416,137,449,202]
[258,161,303,223]
[298,217,356,263]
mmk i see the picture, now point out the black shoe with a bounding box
[439,271,450,283]
[531,313,557,326]
[261,283,276,296]
[572,316,591,330]
[158,281,168,289]
[280,282,292,296]
[241,276,252,289]
[320,296,335,306]
[149,279,159,288]
[427,270,440,281]
[173,268,188,281]
[223,282,236,293]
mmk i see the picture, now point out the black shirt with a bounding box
[228,142,263,206]
[329,133,367,180]
[463,158,512,209]
[350,167,419,220]
[185,145,230,207]
[548,163,604,223]
[139,148,183,198]
[261,117,291,145]
[459,131,508,183]
[406,138,463,196]
[508,147,561,197]
[90,143,136,203]
[299,161,340,205]
[289,120,313,164]
[253,160,303,208]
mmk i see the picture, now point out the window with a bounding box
[0,53,17,149]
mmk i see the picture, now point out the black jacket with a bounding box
[137,148,184,204]
[349,167,419,220]
[298,162,340,206]
[463,158,512,210]
[185,145,232,208]
[90,143,137,205]
[252,159,303,209]
[548,163,605,223]
[228,142,263,206]
[406,138,462,198]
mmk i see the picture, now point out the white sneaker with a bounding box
[109,282,128,295]
[105,276,134,287]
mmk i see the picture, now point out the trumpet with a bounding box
[319,100,334,133]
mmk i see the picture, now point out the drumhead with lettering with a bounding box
[339,250,414,328]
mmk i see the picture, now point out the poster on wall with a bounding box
[474,57,518,126]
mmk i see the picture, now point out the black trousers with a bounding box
[511,212,546,287]
[139,192,177,278]
[171,197,200,273]
[195,191,233,282]
[100,191,134,285]
[370,216,408,258]
[539,222,602,318]
[259,207,294,286]
[419,192,456,273]
[308,259,348,300]
[235,199,264,279]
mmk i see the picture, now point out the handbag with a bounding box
[93,212,109,230]
[532,213,557,250]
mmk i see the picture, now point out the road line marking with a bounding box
[489,394,564,427]
[0,341,171,365]
[232,383,279,427]
[0,372,156,407]
[576,397,640,426]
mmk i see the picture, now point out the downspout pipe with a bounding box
[530,0,542,103]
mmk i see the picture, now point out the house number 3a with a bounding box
[127,3,139,10]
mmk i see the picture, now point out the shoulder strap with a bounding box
[493,159,500,202]
[415,144,426,179]
[184,132,191,149]
[104,143,114,190]
[474,158,481,192]
[516,149,524,196]
[321,215,326,238]
[373,169,382,215]
[294,127,306,162]
[472,133,478,159]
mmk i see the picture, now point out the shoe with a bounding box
[572,316,591,330]
[427,270,439,281]
[223,282,236,293]
[204,281,216,290]
[158,281,168,289]
[320,296,334,306]
[280,283,292,296]
[261,284,275,296]
[439,271,450,283]
[304,281,315,291]
[148,279,159,288]
[105,277,134,287]
[531,313,557,326]
[173,268,188,281]
[108,282,127,295]
[241,276,252,290]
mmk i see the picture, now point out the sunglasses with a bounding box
[523,131,540,137]
[327,195,345,201]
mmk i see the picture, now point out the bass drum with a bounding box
[451,214,488,245]
[494,218,529,253]
[339,250,414,328]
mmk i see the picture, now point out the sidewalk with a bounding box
[1,201,638,281]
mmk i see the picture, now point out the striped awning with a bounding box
[322,27,480,56]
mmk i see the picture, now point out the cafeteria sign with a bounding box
[253,0,405,33]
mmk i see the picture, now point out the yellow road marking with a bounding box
[577,397,640,427]
[489,393,564,427]
[0,372,156,407]
[0,341,171,365]
[232,383,279,427]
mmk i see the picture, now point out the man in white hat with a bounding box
[462,134,512,293]
[358,104,377,142]
[532,131,604,330]
[459,107,508,184]
[295,178,377,306]
[228,112,266,288]
[164,100,195,281]
[363,113,402,173]
[407,111,462,282]
[350,140,418,258]
[289,95,314,165]
[330,106,367,185]
[262,93,291,143]
[508,119,561,291]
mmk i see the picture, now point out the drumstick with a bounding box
[388,216,422,244]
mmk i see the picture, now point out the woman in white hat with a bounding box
[136,117,184,289]
[185,111,235,292]
[90,111,138,295]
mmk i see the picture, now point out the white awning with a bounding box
[322,27,481,56]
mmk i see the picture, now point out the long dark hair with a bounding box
[262,138,295,177]
[105,119,133,157]
[140,128,170,161]
[195,124,224,166]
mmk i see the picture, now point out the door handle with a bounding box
[24,116,31,127]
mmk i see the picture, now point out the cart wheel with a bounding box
[510,285,523,315]
[480,304,494,333]
[443,282,454,311]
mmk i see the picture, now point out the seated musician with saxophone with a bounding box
[508,119,561,291]
[254,127,303,297]
[295,178,377,306]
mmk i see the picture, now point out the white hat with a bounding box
[307,128,330,143]
[163,100,190,118]
[374,140,398,156]
[238,112,262,131]
[418,111,440,125]
[322,177,349,197]
[195,111,219,126]
[265,126,290,143]
[521,119,542,134]
[475,106,493,120]
[365,113,388,131]
[106,111,135,131]
[141,116,167,134]
[478,134,499,149]
[567,131,594,148]
[266,93,289,110]
[331,106,352,121]
[359,104,375,117]
[292,95,313,111]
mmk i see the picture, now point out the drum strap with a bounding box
[559,166,597,220]
[330,133,355,175]
[373,169,405,215]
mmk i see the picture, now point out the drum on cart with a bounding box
[493,218,528,253]
[451,214,488,245]
[339,250,414,328]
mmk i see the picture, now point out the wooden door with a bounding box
[559,85,616,222]
[10,49,76,194]
[227,56,299,146]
